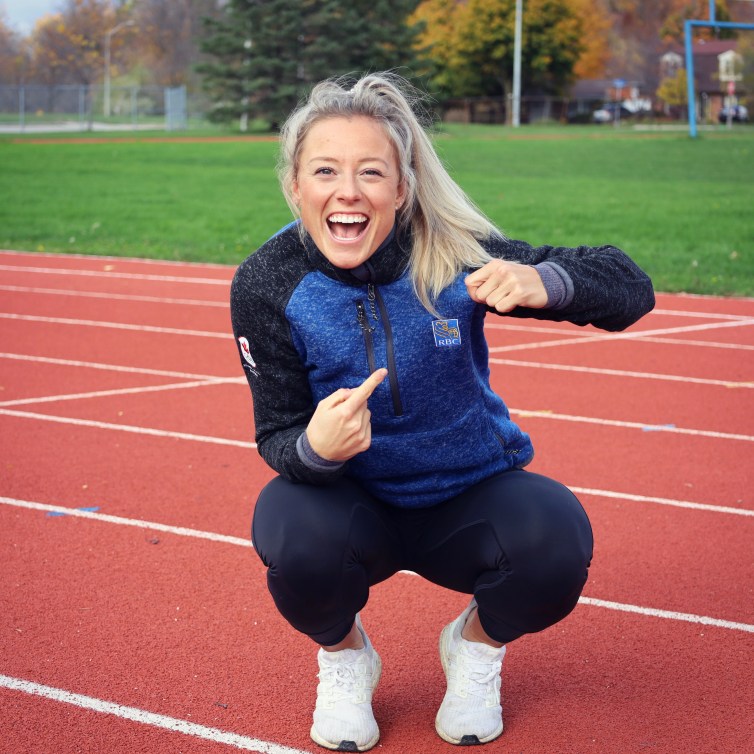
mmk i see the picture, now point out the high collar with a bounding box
[304,224,411,286]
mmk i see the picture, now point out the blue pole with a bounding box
[709,0,715,25]
[685,20,697,138]
[684,20,754,138]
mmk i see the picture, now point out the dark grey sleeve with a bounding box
[230,253,346,485]
[486,237,655,331]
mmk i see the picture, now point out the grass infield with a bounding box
[1,124,752,296]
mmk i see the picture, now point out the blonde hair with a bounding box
[277,72,501,313]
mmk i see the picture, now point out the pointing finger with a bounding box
[346,368,388,407]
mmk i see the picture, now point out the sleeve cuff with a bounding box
[534,261,574,310]
[296,432,345,474]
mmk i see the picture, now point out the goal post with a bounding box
[685,2,754,137]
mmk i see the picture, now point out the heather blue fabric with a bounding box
[285,268,532,506]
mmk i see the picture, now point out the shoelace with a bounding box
[318,658,370,703]
[453,654,503,700]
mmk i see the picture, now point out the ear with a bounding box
[395,179,407,210]
[291,178,301,208]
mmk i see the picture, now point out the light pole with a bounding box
[104,20,134,118]
[512,0,523,127]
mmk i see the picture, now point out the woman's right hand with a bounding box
[305,368,388,462]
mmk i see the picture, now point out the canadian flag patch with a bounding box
[238,336,259,374]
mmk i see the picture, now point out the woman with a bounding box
[231,72,654,752]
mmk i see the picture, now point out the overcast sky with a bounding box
[1,0,60,34]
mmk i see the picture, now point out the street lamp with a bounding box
[104,20,135,118]
[512,0,523,127]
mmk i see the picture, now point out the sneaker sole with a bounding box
[434,624,503,746]
[310,655,382,752]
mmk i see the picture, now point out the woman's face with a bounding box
[292,115,406,270]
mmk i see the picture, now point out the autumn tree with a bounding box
[735,32,754,109]
[133,0,221,88]
[601,1,738,93]
[25,0,134,86]
[412,0,584,100]
[566,0,611,80]
[661,1,734,44]
[199,0,422,129]
[656,66,687,116]
[0,12,27,84]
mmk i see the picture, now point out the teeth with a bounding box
[328,214,367,224]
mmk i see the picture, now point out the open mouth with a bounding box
[327,213,369,241]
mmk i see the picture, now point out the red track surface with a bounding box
[1,249,752,754]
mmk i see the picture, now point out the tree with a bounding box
[661,1,734,44]
[735,33,754,110]
[412,0,584,100]
[0,11,28,85]
[198,0,422,129]
[133,0,221,88]
[566,0,611,80]
[601,1,737,94]
[25,0,134,86]
[656,66,687,115]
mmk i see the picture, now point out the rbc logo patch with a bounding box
[432,319,461,347]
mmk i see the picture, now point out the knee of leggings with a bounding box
[268,540,344,594]
[478,531,592,641]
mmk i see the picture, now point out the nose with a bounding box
[336,173,361,202]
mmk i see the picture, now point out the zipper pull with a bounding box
[367,283,379,322]
[356,300,375,334]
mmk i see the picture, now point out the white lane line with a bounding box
[488,318,754,353]
[0,284,227,308]
[4,287,752,329]
[0,264,231,286]
[0,312,228,339]
[0,674,312,754]
[2,250,751,304]
[0,352,238,382]
[0,409,256,448]
[570,487,753,517]
[0,497,253,547]
[0,379,237,408]
[510,407,754,442]
[486,322,754,351]
[577,597,754,633]
[0,249,232,270]
[625,335,754,352]
[2,496,752,633]
[2,401,749,448]
[491,358,753,388]
[650,308,753,320]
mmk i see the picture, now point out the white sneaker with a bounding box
[435,600,506,746]
[310,615,381,752]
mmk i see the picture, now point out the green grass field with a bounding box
[1,124,752,296]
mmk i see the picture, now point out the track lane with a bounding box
[2,293,233,332]
[0,359,188,405]
[0,250,235,279]
[525,419,750,510]
[0,320,237,376]
[3,253,753,754]
[2,510,752,754]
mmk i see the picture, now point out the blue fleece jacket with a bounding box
[230,224,654,507]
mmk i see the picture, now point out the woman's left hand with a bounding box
[465,259,548,312]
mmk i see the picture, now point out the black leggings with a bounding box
[252,470,593,646]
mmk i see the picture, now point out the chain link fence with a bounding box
[0,84,206,133]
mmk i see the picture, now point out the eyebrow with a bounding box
[305,156,391,168]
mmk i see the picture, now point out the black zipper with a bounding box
[354,284,404,417]
[372,285,403,416]
[355,300,377,374]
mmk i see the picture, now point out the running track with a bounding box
[1,250,752,754]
